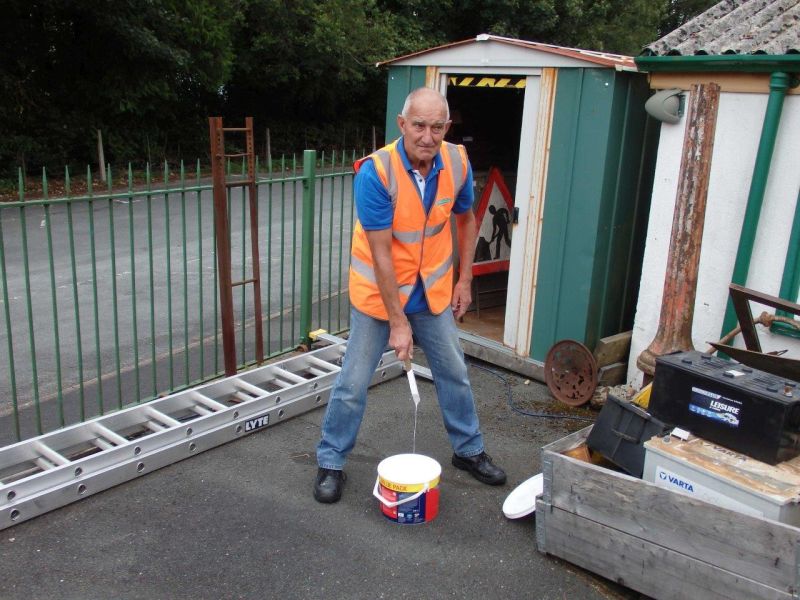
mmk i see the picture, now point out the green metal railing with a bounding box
[0,150,357,444]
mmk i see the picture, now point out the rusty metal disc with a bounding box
[544,340,598,407]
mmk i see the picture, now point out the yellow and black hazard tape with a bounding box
[448,76,526,89]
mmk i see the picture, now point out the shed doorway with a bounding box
[445,75,527,346]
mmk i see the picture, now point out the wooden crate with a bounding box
[535,427,800,600]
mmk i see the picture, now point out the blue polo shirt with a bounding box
[354,137,474,314]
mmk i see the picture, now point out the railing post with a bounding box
[209,116,238,376]
[299,149,316,348]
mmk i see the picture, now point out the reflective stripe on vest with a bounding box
[349,140,468,320]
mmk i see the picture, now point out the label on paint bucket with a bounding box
[378,485,439,524]
[375,454,441,524]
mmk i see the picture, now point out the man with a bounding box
[488,205,511,259]
[314,88,506,504]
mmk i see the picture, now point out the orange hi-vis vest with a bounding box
[349,139,469,320]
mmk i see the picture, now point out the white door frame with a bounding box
[505,68,557,355]
[439,68,552,356]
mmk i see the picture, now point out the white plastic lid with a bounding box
[502,473,544,519]
[377,453,441,484]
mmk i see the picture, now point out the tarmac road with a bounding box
[0,353,643,600]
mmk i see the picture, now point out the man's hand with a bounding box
[389,319,414,362]
[453,210,477,320]
[451,278,472,320]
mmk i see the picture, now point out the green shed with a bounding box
[378,34,659,379]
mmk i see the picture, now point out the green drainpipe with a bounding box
[771,186,800,338]
[719,72,794,341]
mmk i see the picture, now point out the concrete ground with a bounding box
[0,352,643,600]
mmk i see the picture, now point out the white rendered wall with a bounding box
[628,91,800,386]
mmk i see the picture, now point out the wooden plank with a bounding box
[545,451,800,591]
[650,72,800,96]
[536,500,793,600]
[597,362,626,386]
[593,331,632,367]
[541,425,592,455]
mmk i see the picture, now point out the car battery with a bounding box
[648,350,800,465]
[643,433,800,525]
[586,393,670,478]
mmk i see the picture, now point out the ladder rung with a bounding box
[93,438,114,451]
[222,127,250,133]
[273,367,306,384]
[145,420,168,433]
[225,179,254,188]
[232,391,254,403]
[231,278,257,287]
[144,408,181,429]
[193,405,212,416]
[234,380,269,397]
[223,153,248,158]
[32,442,70,467]
[306,356,339,372]
[34,456,58,471]
[191,392,226,412]
[90,423,128,447]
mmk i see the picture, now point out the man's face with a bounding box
[397,94,451,167]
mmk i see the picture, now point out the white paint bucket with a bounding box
[372,453,441,524]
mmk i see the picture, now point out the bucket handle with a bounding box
[373,478,429,508]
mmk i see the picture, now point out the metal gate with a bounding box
[0,136,358,444]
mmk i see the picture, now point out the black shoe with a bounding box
[313,467,346,503]
[452,452,506,486]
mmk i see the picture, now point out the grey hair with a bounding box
[400,88,450,121]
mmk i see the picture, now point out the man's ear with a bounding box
[396,114,405,133]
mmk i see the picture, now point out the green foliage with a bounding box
[1,0,237,173]
[551,0,668,55]
[375,0,667,55]
[659,0,720,37]
[223,0,420,153]
[1,0,713,174]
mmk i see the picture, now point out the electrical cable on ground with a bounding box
[468,360,595,423]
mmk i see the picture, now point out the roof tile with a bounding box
[643,0,800,56]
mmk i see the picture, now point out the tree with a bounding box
[223,0,425,153]
[550,0,667,55]
[1,0,718,174]
[376,0,667,55]
[659,0,720,37]
[0,0,238,172]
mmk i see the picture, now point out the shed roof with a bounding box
[379,34,636,71]
[643,0,800,56]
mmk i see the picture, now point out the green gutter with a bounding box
[719,72,794,340]
[636,54,800,73]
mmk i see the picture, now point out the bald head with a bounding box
[401,88,450,121]
[397,87,452,173]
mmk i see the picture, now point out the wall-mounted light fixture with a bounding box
[645,88,685,124]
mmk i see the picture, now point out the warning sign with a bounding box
[448,76,526,89]
[472,167,514,276]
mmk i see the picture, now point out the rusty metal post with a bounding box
[245,118,265,364]
[209,117,238,376]
[637,83,721,379]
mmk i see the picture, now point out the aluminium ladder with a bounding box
[0,335,406,530]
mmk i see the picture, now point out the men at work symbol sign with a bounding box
[473,167,514,276]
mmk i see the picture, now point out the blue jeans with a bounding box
[316,307,485,470]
